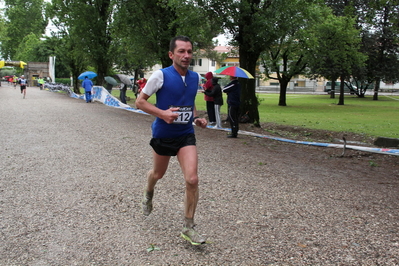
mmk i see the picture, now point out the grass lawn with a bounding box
[113,89,399,139]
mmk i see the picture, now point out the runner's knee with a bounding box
[150,169,166,180]
[185,175,199,187]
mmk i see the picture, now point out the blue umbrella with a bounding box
[78,71,97,80]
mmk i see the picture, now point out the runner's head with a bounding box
[169,36,193,73]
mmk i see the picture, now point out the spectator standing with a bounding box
[137,77,147,94]
[136,35,208,245]
[203,77,223,128]
[203,72,216,125]
[82,76,93,103]
[222,75,241,138]
[119,83,127,104]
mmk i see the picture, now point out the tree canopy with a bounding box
[1,0,47,60]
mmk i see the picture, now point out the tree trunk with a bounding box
[72,69,81,94]
[330,79,336,99]
[73,78,81,94]
[373,77,380,100]
[337,76,345,105]
[278,78,290,106]
[96,61,108,86]
[239,48,260,126]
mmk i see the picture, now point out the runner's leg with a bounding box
[177,145,199,222]
[145,151,170,193]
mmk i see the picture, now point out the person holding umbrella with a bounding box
[136,35,208,245]
[223,75,241,138]
[82,76,93,103]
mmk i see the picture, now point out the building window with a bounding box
[211,60,216,67]
[190,59,195,66]
[198,59,202,66]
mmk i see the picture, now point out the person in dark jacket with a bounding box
[203,77,223,128]
[222,75,241,138]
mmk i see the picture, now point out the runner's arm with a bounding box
[192,105,207,128]
[136,92,179,124]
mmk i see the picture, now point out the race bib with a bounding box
[170,105,193,124]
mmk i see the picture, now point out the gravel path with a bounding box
[1,83,398,265]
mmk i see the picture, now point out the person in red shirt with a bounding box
[137,77,147,93]
[203,72,216,125]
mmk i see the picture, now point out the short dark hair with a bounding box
[169,36,193,52]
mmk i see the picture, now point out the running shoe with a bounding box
[181,226,206,245]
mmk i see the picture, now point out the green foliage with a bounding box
[112,0,217,73]
[1,0,47,60]
[14,33,41,62]
[362,2,399,87]
[55,78,71,85]
[0,68,16,77]
[261,1,329,106]
[306,13,366,81]
[49,0,115,86]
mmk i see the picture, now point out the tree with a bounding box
[49,0,115,86]
[326,0,399,100]
[198,0,274,126]
[260,3,328,106]
[365,1,399,100]
[111,0,160,78]
[1,0,47,60]
[33,37,70,78]
[14,33,41,62]
[0,15,6,57]
[195,0,326,125]
[305,13,365,105]
[112,0,218,72]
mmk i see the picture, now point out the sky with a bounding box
[213,34,231,46]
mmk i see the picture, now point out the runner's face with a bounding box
[169,40,193,71]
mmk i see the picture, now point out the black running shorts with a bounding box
[150,133,196,156]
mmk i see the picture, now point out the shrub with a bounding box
[55,78,71,85]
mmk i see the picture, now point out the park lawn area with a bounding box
[252,94,399,139]
[115,89,399,139]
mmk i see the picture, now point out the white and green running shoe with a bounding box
[181,226,206,245]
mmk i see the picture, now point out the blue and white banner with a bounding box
[52,84,399,157]
[69,85,148,115]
